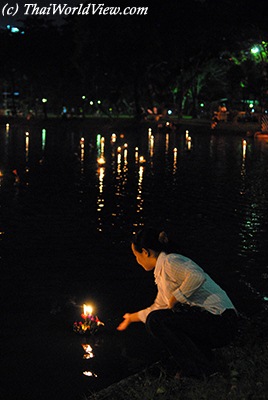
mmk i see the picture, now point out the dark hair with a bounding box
[132,227,178,254]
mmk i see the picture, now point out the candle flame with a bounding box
[83,304,93,316]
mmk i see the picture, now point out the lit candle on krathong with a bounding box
[97,155,106,165]
[83,304,93,316]
[139,155,146,164]
[73,304,104,335]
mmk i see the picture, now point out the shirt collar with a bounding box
[154,252,166,278]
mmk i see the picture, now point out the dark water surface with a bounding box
[1,121,268,399]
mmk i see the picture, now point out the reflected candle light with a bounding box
[165,134,169,153]
[100,137,105,153]
[242,139,247,158]
[117,147,122,165]
[25,132,30,160]
[83,371,98,377]
[124,148,128,164]
[187,137,192,150]
[135,147,139,162]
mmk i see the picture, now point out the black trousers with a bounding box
[145,306,238,377]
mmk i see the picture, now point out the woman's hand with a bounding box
[117,313,132,331]
[117,312,140,331]
[168,295,178,309]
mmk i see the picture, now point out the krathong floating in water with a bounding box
[139,156,146,164]
[73,304,104,335]
[97,156,106,165]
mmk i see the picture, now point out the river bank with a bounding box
[0,115,261,135]
[86,309,268,400]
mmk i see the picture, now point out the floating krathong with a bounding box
[73,304,104,335]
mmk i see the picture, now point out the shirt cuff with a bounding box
[137,308,150,323]
[173,288,189,303]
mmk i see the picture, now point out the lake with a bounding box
[1,119,268,400]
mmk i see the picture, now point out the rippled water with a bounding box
[1,121,268,399]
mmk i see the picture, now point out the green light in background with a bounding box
[42,129,46,151]
[251,46,260,54]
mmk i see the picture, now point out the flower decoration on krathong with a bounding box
[73,304,104,335]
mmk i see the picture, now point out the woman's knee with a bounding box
[145,309,171,335]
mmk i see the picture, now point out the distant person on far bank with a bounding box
[117,227,238,379]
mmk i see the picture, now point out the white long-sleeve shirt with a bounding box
[138,252,236,323]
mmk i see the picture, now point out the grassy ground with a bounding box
[86,310,268,400]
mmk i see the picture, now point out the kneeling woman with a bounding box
[117,227,238,378]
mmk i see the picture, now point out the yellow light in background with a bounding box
[242,139,247,159]
[6,123,10,132]
[135,147,139,163]
[25,132,30,161]
[173,148,178,174]
[187,136,192,150]
[117,147,122,166]
[123,143,128,164]
[100,137,105,154]
[165,133,169,153]
[80,137,85,162]
[185,130,189,140]
[111,133,116,143]
[149,134,154,157]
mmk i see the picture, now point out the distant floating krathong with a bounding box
[97,156,106,165]
[73,304,104,335]
[139,156,146,164]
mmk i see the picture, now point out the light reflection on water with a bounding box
[1,126,268,266]
[1,123,268,398]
